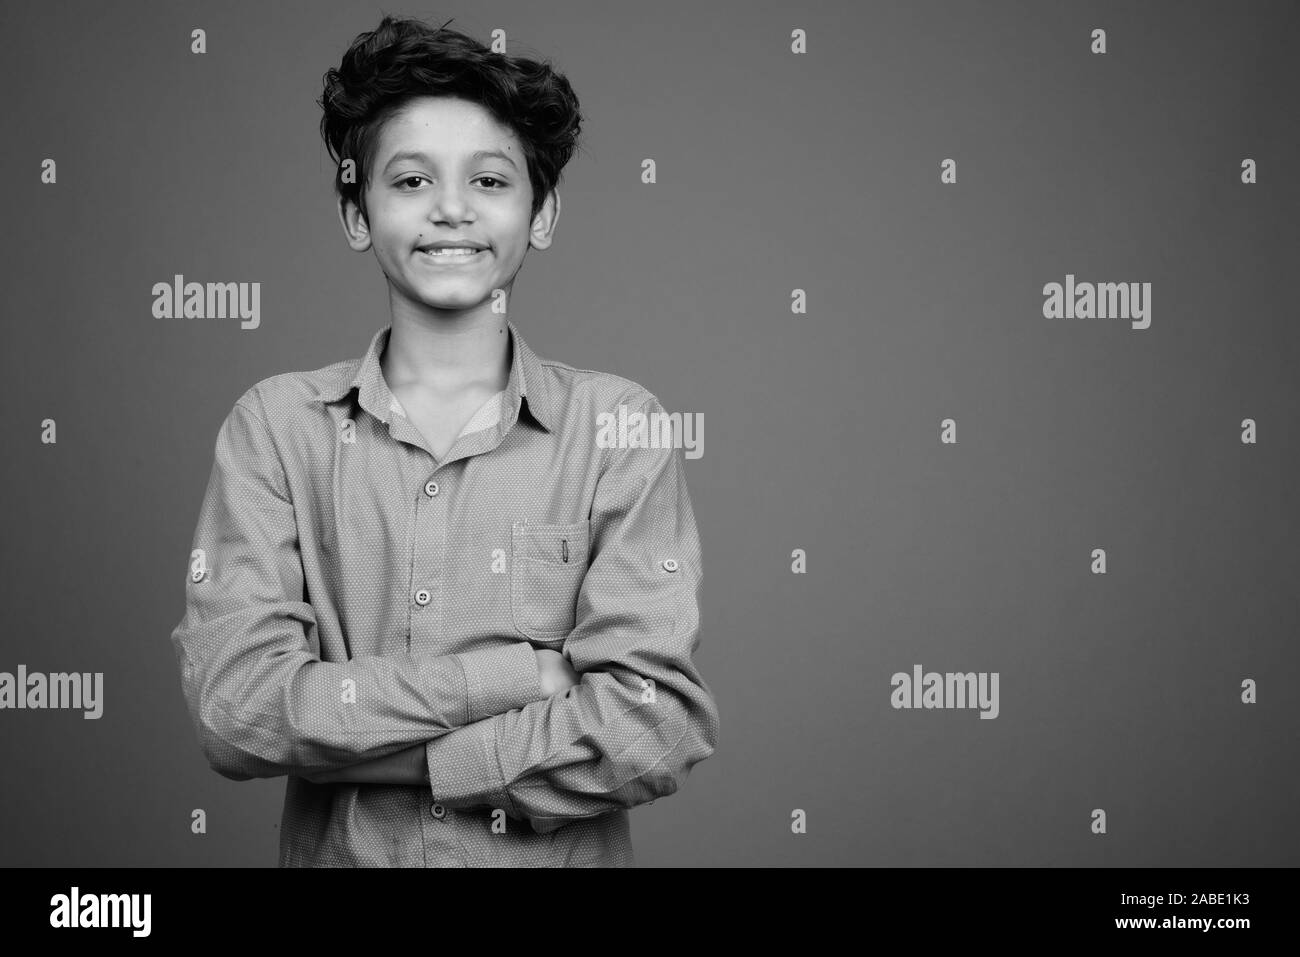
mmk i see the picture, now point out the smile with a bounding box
[417,248,487,264]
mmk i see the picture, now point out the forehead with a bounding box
[375,96,521,159]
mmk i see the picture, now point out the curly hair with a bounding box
[318,15,583,224]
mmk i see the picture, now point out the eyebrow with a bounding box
[382,149,519,173]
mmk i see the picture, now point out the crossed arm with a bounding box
[304,649,579,785]
[176,390,718,829]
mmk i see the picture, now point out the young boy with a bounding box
[169,15,718,867]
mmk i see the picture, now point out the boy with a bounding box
[169,15,718,867]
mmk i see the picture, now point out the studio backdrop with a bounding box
[1,0,1296,866]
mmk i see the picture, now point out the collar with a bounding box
[316,319,555,433]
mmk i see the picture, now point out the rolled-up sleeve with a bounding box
[425,391,719,833]
[170,391,542,782]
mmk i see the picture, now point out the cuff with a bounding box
[425,717,519,817]
[455,642,542,724]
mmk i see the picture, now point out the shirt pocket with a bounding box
[510,520,591,643]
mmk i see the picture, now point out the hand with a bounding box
[535,648,580,697]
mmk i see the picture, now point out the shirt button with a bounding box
[430,803,446,819]
[661,559,679,573]
[414,589,432,606]
[424,480,439,497]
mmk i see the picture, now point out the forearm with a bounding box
[425,665,717,833]
[178,635,541,780]
[309,657,567,787]
[304,741,430,785]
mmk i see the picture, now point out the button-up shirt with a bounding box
[169,321,719,866]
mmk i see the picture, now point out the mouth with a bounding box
[416,245,489,265]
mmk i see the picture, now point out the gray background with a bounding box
[1,0,1296,866]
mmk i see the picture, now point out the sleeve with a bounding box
[169,392,542,782]
[423,391,720,833]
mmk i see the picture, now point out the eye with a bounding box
[396,175,507,191]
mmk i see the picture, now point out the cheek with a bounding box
[497,232,527,257]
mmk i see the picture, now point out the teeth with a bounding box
[423,247,480,256]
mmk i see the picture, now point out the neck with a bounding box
[381,313,512,397]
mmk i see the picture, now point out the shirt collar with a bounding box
[316,320,555,433]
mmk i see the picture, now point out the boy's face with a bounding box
[339,95,558,318]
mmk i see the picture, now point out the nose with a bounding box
[430,182,474,224]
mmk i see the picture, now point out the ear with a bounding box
[338,194,373,252]
[528,188,560,251]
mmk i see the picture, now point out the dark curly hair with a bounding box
[318,15,583,225]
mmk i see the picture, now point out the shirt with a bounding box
[169,320,719,867]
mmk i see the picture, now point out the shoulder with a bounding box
[526,350,685,476]
[226,357,357,426]
[532,353,664,424]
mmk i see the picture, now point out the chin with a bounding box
[416,289,488,310]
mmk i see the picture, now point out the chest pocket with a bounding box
[510,520,591,643]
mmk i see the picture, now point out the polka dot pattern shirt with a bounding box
[169,321,719,866]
